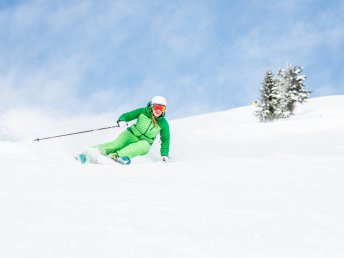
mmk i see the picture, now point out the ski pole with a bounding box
[34,125,120,142]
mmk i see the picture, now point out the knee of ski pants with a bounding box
[98,130,138,155]
[117,140,151,158]
[139,140,151,155]
[129,140,151,156]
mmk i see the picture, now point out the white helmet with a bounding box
[151,96,167,107]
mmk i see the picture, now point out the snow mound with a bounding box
[0,95,344,258]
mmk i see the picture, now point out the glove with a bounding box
[161,156,169,162]
[117,121,128,128]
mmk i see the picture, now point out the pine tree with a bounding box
[280,66,310,115]
[276,68,291,118]
[255,71,283,122]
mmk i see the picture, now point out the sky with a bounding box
[0,0,344,119]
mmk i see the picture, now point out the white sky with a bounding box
[0,0,344,118]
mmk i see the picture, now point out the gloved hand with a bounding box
[117,121,128,128]
[161,156,169,162]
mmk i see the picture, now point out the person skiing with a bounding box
[78,96,170,165]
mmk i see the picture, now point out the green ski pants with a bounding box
[98,130,151,159]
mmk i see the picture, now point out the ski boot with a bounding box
[109,153,131,165]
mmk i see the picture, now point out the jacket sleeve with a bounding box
[159,120,170,156]
[117,108,146,122]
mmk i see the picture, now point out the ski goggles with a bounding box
[151,104,166,113]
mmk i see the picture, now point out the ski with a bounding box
[75,153,131,165]
[111,156,131,165]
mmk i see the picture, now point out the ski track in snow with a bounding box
[0,96,344,258]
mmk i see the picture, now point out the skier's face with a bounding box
[151,104,165,117]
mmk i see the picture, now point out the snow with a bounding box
[1,95,344,257]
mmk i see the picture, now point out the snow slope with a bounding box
[0,96,344,258]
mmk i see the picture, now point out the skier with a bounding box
[77,96,170,165]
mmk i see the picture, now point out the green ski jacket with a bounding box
[117,105,170,156]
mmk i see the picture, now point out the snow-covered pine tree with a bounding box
[276,68,291,118]
[280,66,310,115]
[255,71,283,122]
